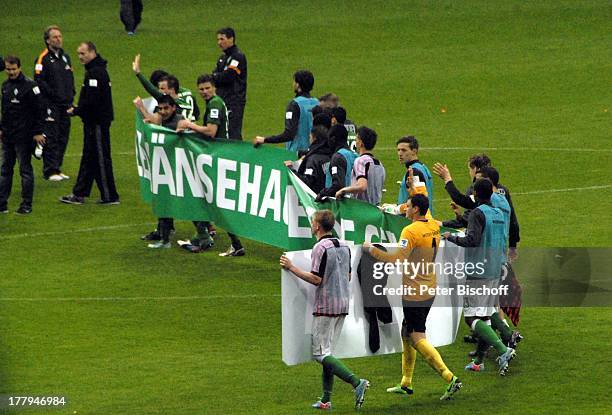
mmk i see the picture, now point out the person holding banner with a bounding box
[134,94,212,250]
[364,194,463,401]
[335,126,385,206]
[253,70,318,155]
[132,54,199,122]
[176,74,245,257]
[316,124,357,201]
[284,125,332,194]
[280,210,370,410]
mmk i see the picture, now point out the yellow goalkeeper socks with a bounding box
[401,339,416,388]
[414,338,454,383]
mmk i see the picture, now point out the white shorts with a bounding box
[311,315,346,358]
[463,279,499,317]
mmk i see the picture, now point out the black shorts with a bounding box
[402,297,435,336]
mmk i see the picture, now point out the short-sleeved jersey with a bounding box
[311,236,351,316]
[370,219,440,301]
[399,219,440,300]
[203,95,229,139]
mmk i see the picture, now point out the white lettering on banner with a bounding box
[238,163,262,215]
[152,147,176,195]
[386,231,397,243]
[217,158,238,210]
[364,225,399,243]
[195,154,214,203]
[259,169,282,221]
[175,148,203,197]
[335,219,355,245]
[140,138,401,243]
[135,131,150,178]
[284,185,311,238]
[365,225,378,242]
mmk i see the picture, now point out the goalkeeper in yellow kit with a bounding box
[363,194,462,401]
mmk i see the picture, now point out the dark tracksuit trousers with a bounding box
[72,123,119,202]
[42,104,71,178]
[120,0,143,32]
[0,139,34,209]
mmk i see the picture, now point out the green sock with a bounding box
[473,319,508,354]
[322,356,360,388]
[490,312,512,344]
[321,365,334,403]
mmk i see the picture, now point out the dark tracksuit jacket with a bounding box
[71,55,119,202]
[0,73,44,208]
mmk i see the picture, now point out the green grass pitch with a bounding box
[0,1,610,414]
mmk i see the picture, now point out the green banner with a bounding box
[134,112,413,250]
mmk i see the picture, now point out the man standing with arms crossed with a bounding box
[212,27,247,140]
[35,25,75,182]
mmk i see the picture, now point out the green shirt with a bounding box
[203,95,229,139]
[136,73,199,121]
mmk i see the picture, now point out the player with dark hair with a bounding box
[253,70,318,154]
[313,112,332,130]
[396,136,434,213]
[212,27,247,140]
[331,105,357,151]
[443,179,516,375]
[0,55,45,214]
[132,54,199,121]
[34,25,75,181]
[335,126,385,206]
[176,74,245,256]
[280,210,370,410]
[149,69,168,86]
[285,125,332,194]
[365,194,462,400]
[133,94,184,248]
[317,124,358,201]
[433,153,492,229]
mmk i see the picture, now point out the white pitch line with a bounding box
[63,147,612,157]
[510,184,612,196]
[0,294,281,302]
[378,146,612,152]
[64,151,135,157]
[435,184,612,203]
[0,223,152,240]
